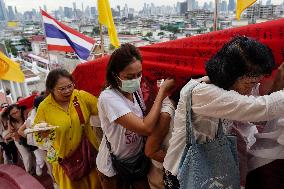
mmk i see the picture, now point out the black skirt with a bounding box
[163,169,180,189]
[246,159,284,189]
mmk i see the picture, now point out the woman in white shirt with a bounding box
[145,96,176,189]
[96,43,175,189]
[164,36,284,188]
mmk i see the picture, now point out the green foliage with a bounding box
[4,40,17,56]
[157,32,164,36]
[209,26,221,32]
[145,32,153,37]
[119,31,131,35]
[160,25,179,34]
[109,44,115,51]
[92,26,100,35]
[20,38,32,52]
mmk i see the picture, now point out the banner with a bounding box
[236,0,257,20]
[72,18,284,99]
[98,0,120,48]
[0,52,25,82]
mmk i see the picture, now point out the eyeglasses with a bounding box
[56,83,74,93]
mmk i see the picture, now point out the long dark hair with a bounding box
[6,104,26,128]
[105,43,142,89]
[206,36,275,90]
[1,108,9,129]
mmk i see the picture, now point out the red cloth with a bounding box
[72,18,284,97]
[17,94,37,109]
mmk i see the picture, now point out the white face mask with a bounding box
[118,76,142,93]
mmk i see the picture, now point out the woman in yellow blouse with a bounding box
[34,68,101,189]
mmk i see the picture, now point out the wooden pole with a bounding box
[213,0,219,31]
[40,9,52,71]
[99,23,105,56]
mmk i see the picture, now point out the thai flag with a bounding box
[41,10,95,62]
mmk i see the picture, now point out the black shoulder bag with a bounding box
[105,91,150,182]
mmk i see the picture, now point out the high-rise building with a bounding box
[7,6,15,20]
[180,1,188,14]
[0,0,7,21]
[85,6,90,18]
[43,5,47,11]
[73,2,77,18]
[177,2,181,13]
[203,2,209,10]
[73,2,77,11]
[90,7,97,18]
[123,3,128,17]
[64,7,73,18]
[117,5,121,17]
[266,0,271,5]
[220,0,228,12]
[209,1,214,11]
[228,0,235,12]
[59,6,64,18]
[195,1,199,9]
[187,0,195,11]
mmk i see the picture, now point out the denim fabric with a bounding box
[177,83,240,189]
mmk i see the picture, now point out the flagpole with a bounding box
[99,23,105,56]
[88,43,96,61]
[213,0,219,31]
[40,9,51,71]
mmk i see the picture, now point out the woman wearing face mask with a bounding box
[96,43,175,189]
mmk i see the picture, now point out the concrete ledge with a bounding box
[0,164,45,189]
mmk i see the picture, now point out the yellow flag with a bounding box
[98,0,120,48]
[0,52,25,82]
[236,0,257,20]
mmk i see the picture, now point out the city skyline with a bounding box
[4,0,284,13]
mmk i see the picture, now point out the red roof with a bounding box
[30,35,45,42]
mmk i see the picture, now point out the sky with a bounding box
[4,0,284,13]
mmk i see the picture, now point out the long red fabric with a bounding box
[72,18,284,97]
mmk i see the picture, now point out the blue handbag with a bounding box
[177,83,240,189]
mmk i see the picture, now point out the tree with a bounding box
[20,38,32,52]
[197,28,203,34]
[109,44,115,51]
[118,31,131,35]
[145,32,153,37]
[92,26,100,35]
[82,31,89,35]
[20,38,30,46]
[158,32,164,36]
[4,40,17,56]
[160,25,178,34]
